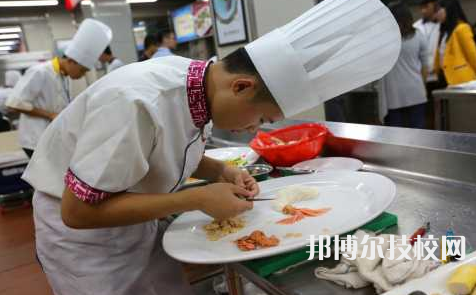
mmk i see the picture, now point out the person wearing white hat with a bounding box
[22,0,400,294]
[6,19,112,158]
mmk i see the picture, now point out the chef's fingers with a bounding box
[236,197,253,211]
[243,175,259,196]
[248,181,260,196]
[245,184,259,197]
[233,171,245,188]
[230,184,253,198]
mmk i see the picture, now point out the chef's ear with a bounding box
[231,77,258,98]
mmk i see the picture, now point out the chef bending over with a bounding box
[22,0,402,294]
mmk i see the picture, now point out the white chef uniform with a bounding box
[106,57,125,73]
[6,59,72,150]
[23,56,211,295]
[5,19,111,151]
[0,88,11,114]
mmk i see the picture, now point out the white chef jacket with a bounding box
[23,56,210,295]
[0,87,12,114]
[106,58,124,73]
[6,60,72,150]
[23,56,211,199]
[414,19,440,82]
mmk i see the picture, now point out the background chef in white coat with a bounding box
[6,19,112,158]
[21,0,401,294]
[99,46,124,73]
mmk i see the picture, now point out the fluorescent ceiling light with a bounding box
[0,46,14,51]
[0,0,58,7]
[0,27,21,34]
[0,34,21,40]
[128,0,156,3]
[82,0,156,5]
[0,41,17,46]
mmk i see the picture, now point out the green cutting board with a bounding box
[243,212,398,277]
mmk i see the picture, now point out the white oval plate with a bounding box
[204,147,259,167]
[163,171,396,264]
[293,157,364,172]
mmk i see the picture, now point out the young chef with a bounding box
[6,19,112,158]
[22,0,401,294]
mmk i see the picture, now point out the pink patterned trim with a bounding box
[64,169,111,203]
[187,60,211,129]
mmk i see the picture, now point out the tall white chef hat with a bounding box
[65,19,113,70]
[245,0,402,118]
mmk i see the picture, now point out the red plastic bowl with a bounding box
[249,123,328,167]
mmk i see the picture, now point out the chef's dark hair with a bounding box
[103,46,112,55]
[438,0,469,44]
[157,29,174,45]
[419,0,437,5]
[388,2,415,39]
[222,47,276,105]
[144,34,158,49]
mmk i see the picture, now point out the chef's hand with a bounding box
[197,183,253,220]
[217,165,260,197]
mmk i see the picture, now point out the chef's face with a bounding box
[99,53,109,63]
[67,59,89,80]
[210,77,284,132]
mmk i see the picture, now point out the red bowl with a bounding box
[249,123,328,167]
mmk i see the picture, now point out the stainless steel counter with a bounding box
[256,170,476,295]
[209,121,476,295]
[433,89,476,100]
[432,89,476,132]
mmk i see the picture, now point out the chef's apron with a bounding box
[33,191,194,295]
[23,56,210,295]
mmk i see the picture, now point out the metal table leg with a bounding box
[441,99,449,131]
[227,263,290,295]
[224,264,244,295]
[434,98,442,130]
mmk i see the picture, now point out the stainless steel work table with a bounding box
[432,89,476,132]
[207,121,476,295]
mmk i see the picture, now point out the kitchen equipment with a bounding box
[242,164,273,181]
[249,123,328,167]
